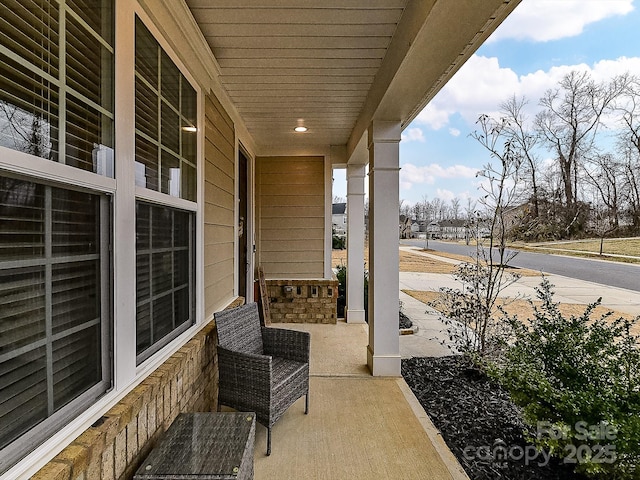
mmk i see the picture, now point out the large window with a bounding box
[0,3,200,474]
[0,176,111,473]
[134,17,197,363]
[0,0,114,474]
[134,17,197,201]
[136,202,194,361]
[0,0,114,174]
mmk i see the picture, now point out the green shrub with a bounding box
[334,264,368,322]
[491,278,640,478]
[332,234,346,249]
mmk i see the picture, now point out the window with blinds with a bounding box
[0,0,114,175]
[134,17,197,201]
[133,16,197,364]
[0,1,113,473]
[135,202,194,362]
[0,175,110,473]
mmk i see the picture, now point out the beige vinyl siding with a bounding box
[204,92,235,317]
[256,156,325,279]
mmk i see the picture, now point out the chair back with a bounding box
[214,303,264,355]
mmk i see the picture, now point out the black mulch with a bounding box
[399,310,413,329]
[401,356,589,480]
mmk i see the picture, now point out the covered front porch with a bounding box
[252,321,467,480]
[1,1,523,478]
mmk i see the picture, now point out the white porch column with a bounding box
[367,120,401,376]
[346,164,366,323]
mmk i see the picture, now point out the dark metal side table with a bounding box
[134,412,256,480]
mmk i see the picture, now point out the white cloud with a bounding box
[488,0,634,43]
[449,128,461,137]
[591,56,640,80]
[400,162,478,191]
[401,127,425,143]
[416,55,521,129]
[435,189,456,202]
[415,55,640,131]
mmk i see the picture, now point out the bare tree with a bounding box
[0,102,52,159]
[450,197,460,220]
[614,76,640,230]
[583,153,622,230]
[621,147,640,229]
[500,95,542,218]
[431,197,449,222]
[535,71,629,230]
[433,113,525,357]
[471,113,524,261]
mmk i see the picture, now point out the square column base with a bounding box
[346,309,366,324]
[367,346,401,376]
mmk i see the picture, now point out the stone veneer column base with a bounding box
[266,279,338,324]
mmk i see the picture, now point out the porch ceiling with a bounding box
[184,0,520,159]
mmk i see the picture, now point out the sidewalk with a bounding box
[398,246,640,358]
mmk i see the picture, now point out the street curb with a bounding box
[400,325,419,335]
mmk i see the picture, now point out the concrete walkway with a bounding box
[398,246,640,358]
[253,321,469,480]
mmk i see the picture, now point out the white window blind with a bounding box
[0,176,110,473]
[134,17,197,201]
[0,0,113,473]
[135,202,194,362]
[0,0,114,173]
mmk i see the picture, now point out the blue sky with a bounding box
[333,0,640,206]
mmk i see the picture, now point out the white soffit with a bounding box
[184,0,520,155]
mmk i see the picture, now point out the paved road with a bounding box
[400,238,640,293]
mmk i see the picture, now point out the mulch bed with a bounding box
[401,356,589,480]
[399,310,413,329]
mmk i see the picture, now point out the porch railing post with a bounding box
[346,163,367,324]
[366,120,401,376]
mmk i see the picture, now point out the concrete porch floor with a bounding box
[251,321,468,480]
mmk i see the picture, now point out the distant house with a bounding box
[399,215,412,238]
[439,219,467,240]
[426,220,440,238]
[332,202,347,235]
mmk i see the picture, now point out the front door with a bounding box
[238,149,248,299]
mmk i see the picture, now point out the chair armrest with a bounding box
[217,346,273,382]
[217,347,273,412]
[262,327,310,363]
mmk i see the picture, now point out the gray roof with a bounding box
[332,203,347,215]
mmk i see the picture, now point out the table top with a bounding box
[134,412,255,479]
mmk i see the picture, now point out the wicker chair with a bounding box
[214,302,310,455]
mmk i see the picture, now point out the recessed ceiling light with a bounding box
[182,126,197,133]
[294,126,308,133]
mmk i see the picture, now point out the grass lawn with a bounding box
[403,289,640,335]
[331,246,540,275]
[520,237,640,262]
[332,247,457,273]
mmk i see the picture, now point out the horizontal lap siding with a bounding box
[204,92,235,317]
[257,156,325,279]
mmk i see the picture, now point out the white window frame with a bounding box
[0,2,205,478]
[0,0,117,474]
[0,174,112,475]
